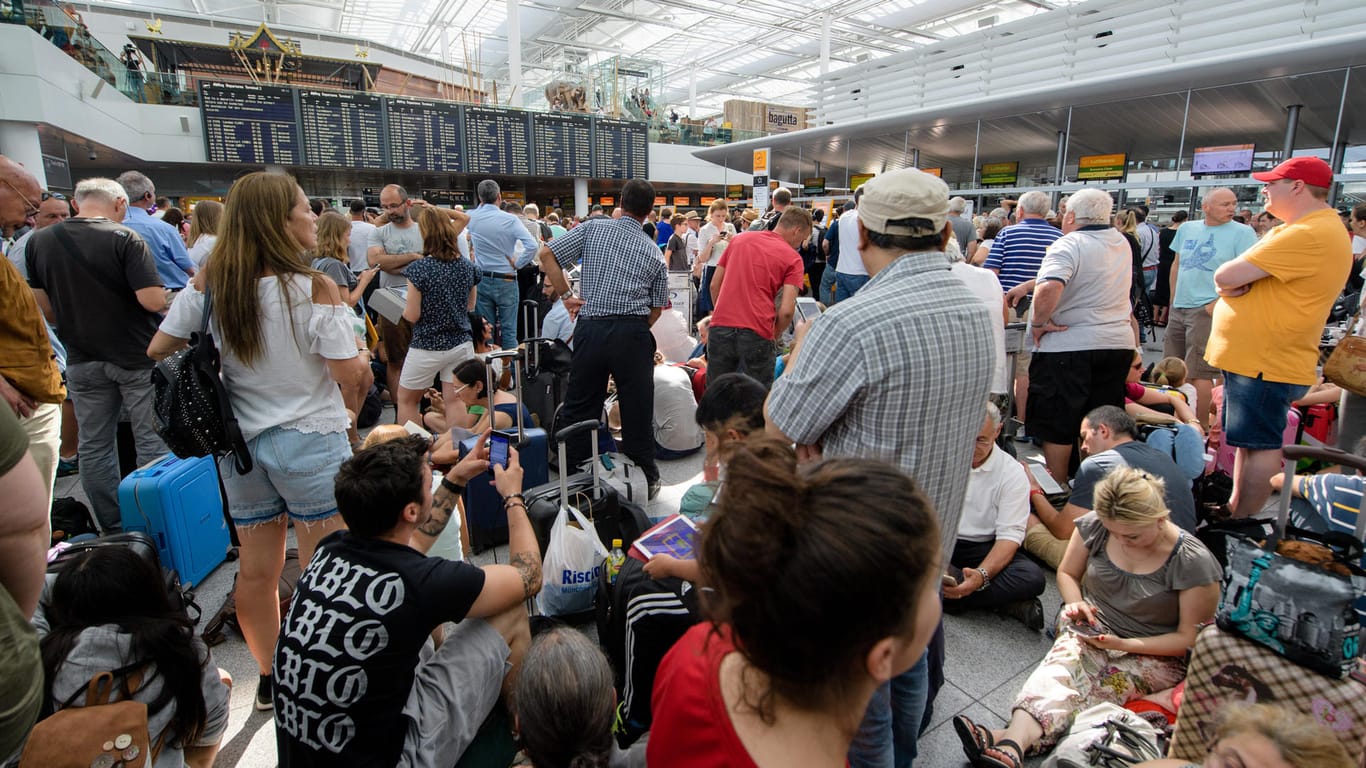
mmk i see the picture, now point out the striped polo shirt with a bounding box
[983,217,1063,292]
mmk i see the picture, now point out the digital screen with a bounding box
[849,172,875,190]
[387,98,464,173]
[531,112,592,177]
[1192,144,1255,175]
[465,106,532,176]
[298,90,386,168]
[980,162,1018,185]
[1077,153,1127,181]
[200,82,300,165]
[672,196,692,207]
[489,431,510,469]
[593,117,649,180]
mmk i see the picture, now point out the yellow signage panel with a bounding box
[850,173,875,190]
[752,148,770,174]
[920,167,942,178]
[1077,153,1127,180]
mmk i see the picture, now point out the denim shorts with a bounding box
[1221,371,1309,450]
[220,426,351,525]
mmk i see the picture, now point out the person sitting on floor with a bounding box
[1135,702,1352,768]
[1024,405,1199,570]
[1268,434,1366,597]
[272,434,539,767]
[1125,349,1203,427]
[648,438,944,768]
[944,402,1047,630]
[431,357,535,466]
[653,351,705,460]
[954,467,1221,768]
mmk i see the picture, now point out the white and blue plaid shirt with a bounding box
[550,217,668,318]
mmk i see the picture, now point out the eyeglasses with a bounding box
[381,202,407,211]
[1,176,41,217]
[41,191,68,202]
[1131,362,1144,370]
[451,383,470,396]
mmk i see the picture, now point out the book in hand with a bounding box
[628,514,700,563]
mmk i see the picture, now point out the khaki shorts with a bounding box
[1011,303,1033,370]
[1023,524,1067,570]
[1163,305,1219,380]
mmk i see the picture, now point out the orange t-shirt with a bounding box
[0,258,64,403]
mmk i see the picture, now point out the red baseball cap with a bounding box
[1251,156,1333,188]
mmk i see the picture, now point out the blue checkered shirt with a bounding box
[549,218,668,318]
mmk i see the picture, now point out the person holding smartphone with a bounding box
[694,200,735,318]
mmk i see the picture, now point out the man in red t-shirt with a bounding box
[707,207,812,388]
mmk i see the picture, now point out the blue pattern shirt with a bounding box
[983,217,1063,293]
[466,203,539,275]
[123,206,195,289]
[549,218,667,318]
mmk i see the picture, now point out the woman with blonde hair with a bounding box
[147,171,369,711]
[694,199,734,317]
[310,210,379,309]
[395,204,475,428]
[1137,703,1352,768]
[954,468,1221,768]
[185,200,222,267]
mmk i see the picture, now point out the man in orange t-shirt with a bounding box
[1206,157,1351,517]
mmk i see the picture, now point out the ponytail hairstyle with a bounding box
[514,627,615,768]
[700,437,940,722]
[41,547,209,748]
[1151,356,1188,389]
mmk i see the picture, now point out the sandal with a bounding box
[951,715,994,764]
[978,738,1023,768]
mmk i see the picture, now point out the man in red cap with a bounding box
[1205,157,1351,517]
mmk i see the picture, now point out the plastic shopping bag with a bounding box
[538,503,609,617]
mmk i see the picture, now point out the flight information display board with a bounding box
[531,113,593,177]
[465,106,532,176]
[298,90,387,168]
[593,117,649,180]
[200,82,300,165]
[387,98,464,173]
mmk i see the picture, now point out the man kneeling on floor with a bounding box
[944,402,1047,630]
[273,434,539,767]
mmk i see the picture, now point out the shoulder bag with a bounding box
[1322,310,1366,397]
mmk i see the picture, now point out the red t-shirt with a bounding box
[1125,381,1145,404]
[710,230,805,340]
[649,623,759,768]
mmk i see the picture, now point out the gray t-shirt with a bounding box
[368,221,423,290]
[950,214,975,253]
[1069,441,1197,532]
[1076,512,1221,639]
[1032,226,1135,353]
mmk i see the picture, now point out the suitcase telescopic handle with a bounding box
[1282,444,1366,475]
[484,349,526,437]
[555,419,602,495]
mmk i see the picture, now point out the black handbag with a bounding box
[150,289,252,474]
[1215,445,1366,678]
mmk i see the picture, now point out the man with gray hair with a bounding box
[467,179,538,349]
[947,196,975,254]
[26,177,167,532]
[115,171,195,295]
[1022,188,1135,483]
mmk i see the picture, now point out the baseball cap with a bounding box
[1251,156,1333,188]
[857,168,951,237]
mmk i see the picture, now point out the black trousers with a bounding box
[558,316,660,482]
[944,538,1045,611]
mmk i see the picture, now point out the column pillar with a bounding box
[0,121,47,189]
[507,0,522,105]
[1282,104,1302,160]
[573,177,588,219]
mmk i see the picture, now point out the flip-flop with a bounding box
[978,738,1023,768]
[951,714,994,764]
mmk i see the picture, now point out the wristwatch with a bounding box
[975,567,991,592]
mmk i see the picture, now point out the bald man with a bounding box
[1166,188,1257,429]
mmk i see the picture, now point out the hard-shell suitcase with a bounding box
[117,454,231,587]
[460,349,550,552]
[521,298,572,430]
[525,419,651,557]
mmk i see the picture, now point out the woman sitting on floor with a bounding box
[953,467,1221,768]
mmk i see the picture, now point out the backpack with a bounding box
[150,288,253,475]
[50,497,98,546]
[19,664,161,768]
[798,225,825,270]
[201,548,301,646]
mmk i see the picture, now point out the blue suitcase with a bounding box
[460,350,550,552]
[118,454,231,587]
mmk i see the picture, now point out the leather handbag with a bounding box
[19,665,160,768]
[1322,314,1366,397]
[1216,445,1366,678]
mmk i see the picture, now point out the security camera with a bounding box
[88,150,98,161]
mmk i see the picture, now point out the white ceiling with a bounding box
[86,0,1087,113]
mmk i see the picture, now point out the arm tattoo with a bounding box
[509,551,542,599]
[418,485,459,538]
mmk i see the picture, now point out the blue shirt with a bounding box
[1170,220,1257,309]
[466,203,539,275]
[983,217,1063,292]
[549,217,668,318]
[122,206,195,289]
[655,220,674,248]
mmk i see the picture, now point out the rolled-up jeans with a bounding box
[65,361,166,531]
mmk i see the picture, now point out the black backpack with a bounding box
[150,289,252,474]
[50,497,97,546]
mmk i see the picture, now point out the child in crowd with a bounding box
[1151,356,1197,406]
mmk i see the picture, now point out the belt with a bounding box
[582,314,647,322]
[1142,265,1159,270]
[480,270,516,280]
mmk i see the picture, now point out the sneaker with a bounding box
[647,478,662,500]
[56,456,79,477]
[1013,425,1031,443]
[1003,598,1046,631]
[255,675,274,711]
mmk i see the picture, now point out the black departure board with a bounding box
[531,113,593,177]
[387,98,464,172]
[199,82,300,165]
[464,106,532,176]
[593,117,649,180]
[298,90,387,168]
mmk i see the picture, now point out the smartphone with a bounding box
[1069,621,1104,638]
[488,430,512,470]
[794,297,821,323]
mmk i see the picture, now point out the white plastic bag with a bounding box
[538,503,609,617]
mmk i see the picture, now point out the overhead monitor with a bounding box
[531,112,593,177]
[387,97,464,173]
[1192,144,1255,175]
[672,195,692,207]
[803,177,826,195]
[849,173,875,190]
[980,162,1019,186]
[298,89,387,168]
[1077,153,1128,181]
[465,106,533,176]
[200,82,300,165]
[593,117,649,180]
[920,167,943,178]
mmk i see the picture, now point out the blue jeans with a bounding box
[475,274,520,350]
[848,651,929,768]
[1221,370,1309,450]
[835,272,870,303]
[819,264,839,305]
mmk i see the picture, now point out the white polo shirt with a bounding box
[958,444,1030,544]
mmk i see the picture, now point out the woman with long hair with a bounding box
[37,546,230,767]
[694,199,734,317]
[185,200,222,267]
[395,204,475,428]
[310,210,379,309]
[147,172,369,710]
[648,439,944,767]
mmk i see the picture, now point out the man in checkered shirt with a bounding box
[539,179,669,495]
[766,167,994,768]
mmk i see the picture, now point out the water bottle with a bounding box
[607,539,625,585]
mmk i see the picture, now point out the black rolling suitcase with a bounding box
[525,419,650,557]
[520,298,572,430]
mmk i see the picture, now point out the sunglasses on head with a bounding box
[41,192,67,202]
